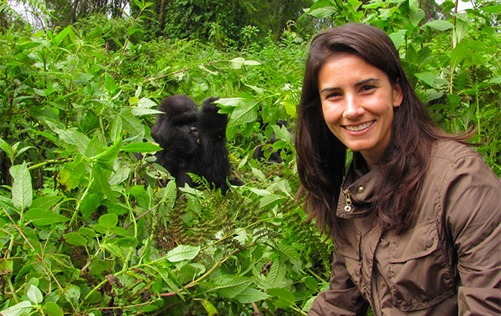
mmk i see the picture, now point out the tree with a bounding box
[132,0,313,46]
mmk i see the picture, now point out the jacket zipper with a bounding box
[343,189,353,213]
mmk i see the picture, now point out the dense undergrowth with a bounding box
[0,0,499,315]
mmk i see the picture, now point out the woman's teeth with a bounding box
[346,121,373,132]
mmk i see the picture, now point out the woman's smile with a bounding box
[344,120,375,132]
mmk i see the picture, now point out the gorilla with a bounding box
[151,95,201,187]
[151,95,236,193]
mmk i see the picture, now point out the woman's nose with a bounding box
[343,95,364,118]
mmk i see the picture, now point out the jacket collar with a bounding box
[336,154,382,219]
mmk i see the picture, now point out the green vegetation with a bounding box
[0,0,499,315]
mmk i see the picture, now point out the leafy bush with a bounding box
[0,18,325,315]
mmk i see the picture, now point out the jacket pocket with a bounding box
[386,221,455,311]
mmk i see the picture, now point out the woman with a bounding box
[295,23,501,315]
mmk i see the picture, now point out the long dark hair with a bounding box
[295,23,469,235]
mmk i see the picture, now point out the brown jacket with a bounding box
[309,140,501,315]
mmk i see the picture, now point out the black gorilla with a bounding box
[151,95,235,193]
[190,97,232,192]
[151,95,201,187]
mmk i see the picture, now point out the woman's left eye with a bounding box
[361,85,375,92]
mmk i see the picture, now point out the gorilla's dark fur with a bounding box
[151,95,235,193]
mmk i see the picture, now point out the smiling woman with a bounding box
[295,23,501,316]
[318,53,402,166]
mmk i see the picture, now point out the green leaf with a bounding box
[268,288,295,308]
[264,260,287,289]
[31,196,62,210]
[177,263,204,284]
[0,300,33,316]
[105,74,119,95]
[229,100,258,126]
[99,213,118,229]
[137,97,157,108]
[166,245,200,262]
[156,180,178,208]
[53,25,73,46]
[303,276,318,292]
[58,129,90,156]
[79,227,97,238]
[487,76,501,84]
[120,109,145,141]
[0,138,15,161]
[88,259,113,276]
[10,163,33,211]
[200,299,218,316]
[64,232,88,246]
[424,20,454,31]
[259,194,286,209]
[79,193,101,219]
[92,164,113,199]
[229,57,261,69]
[147,265,181,293]
[43,302,64,316]
[388,29,406,50]
[64,285,81,304]
[131,108,164,116]
[27,285,43,304]
[101,243,124,259]
[214,277,252,298]
[112,236,139,248]
[24,209,69,226]
[0,258,13,275]
[308,6,337,18]
[94,140,121,165]
[121,142,163,153]
[236,287,270,303]
[229,57,244,69]
[483,5,501,13]
[110,115,123,143]
[415,72,436,87]
[215,97,244,107]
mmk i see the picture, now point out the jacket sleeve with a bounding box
[442,154,501,315]
[309,248,369,316]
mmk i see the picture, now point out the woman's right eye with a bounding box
[325,92,341,100]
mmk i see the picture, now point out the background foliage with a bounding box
[0,0,499,315]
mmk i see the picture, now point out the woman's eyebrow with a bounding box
[355,78,380,86]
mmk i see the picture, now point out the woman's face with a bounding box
[318,53,403,166]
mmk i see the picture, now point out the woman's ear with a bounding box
[392,81,403,107]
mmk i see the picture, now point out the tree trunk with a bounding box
[157,0,167,36]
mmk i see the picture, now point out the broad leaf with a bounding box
[268,288,295,308]
[236,287,270,303]
[424,20,454,31]
[27,285,43,305]
[10,163,32,211]
[64,232,88,246]
[166,245,200,262]
[43,302,64,316]
[24,209,69,226]
[99,213,118,229]
[213,277,252,298]
[0,300,33,316]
